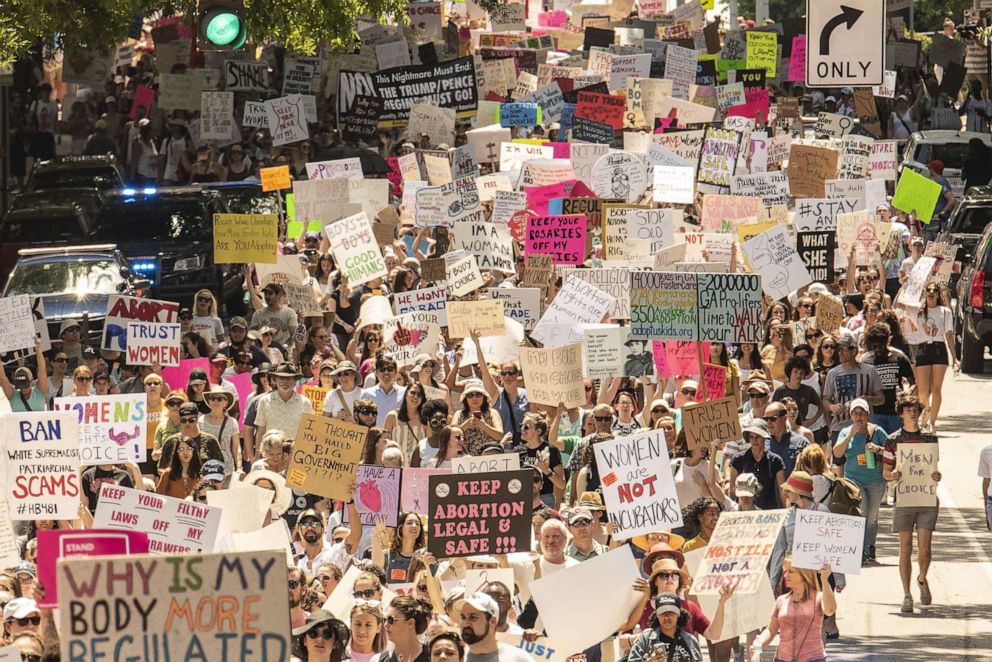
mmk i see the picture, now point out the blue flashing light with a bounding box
[130,261,158,272]
[121,188,136,195]
[141,187,158,195]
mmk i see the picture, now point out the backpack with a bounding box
[818,474,863,517]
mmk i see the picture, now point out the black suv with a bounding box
[89,186,244,313]
[936,189,992,289]
[955,222,992,373]
[24,155,126,193]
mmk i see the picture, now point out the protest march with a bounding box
[3,0,992,659]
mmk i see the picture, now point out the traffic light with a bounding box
[197,0,247,51]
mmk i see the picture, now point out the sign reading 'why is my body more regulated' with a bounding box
[693,509,787,594]
[93,484,221,554]
[53,394,147,465]
[594,430,682,538]
[287,414,367,502]
[3,411,79,520]
[58,550,290,662]
[428,469,532,557]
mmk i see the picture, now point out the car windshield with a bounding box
[955,205,992,234]
[32,168,120,191]
[913,142,973,170]
[5,259,123,296]
[93,199,210,241]
[221,190,281,214]
[1,214,84,243]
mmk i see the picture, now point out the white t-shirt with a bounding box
[899,306,952,345]
[321,387,361,417]
[978,445,992,497]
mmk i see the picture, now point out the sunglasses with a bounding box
[652,407,666,413]
[145,380,162,387]
[570,518,593,526]
[385,615,402,625]
[466,393,484,399]
[306,628,334,640]
[595,415,612,421]
[196,297,212,303]
[300,520,322,529]
[318,575,334,583]
[22,655,40,662]
[521,424,533,431]
[354,589,377,598]
[763,413,785,422]
[417,584,429,592]
[747,393,767,399]
[653,571,679,580]
[332,536,346,544]
[179,417,198,424]
[799,303,812,309]
[822,344,837,349]
[195,493,209,502]
[75,376,92,382]
[681,388,696,395]
[288,579,301,589]
[7,616,40,626]
[356,407,376,415]
[377,367,396,373]
[206,395,227,403]
[500,371,518,377]
[53,357,68,363]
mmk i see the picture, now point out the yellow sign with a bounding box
[213,213,278,264]
[260,165,291,192]
[300,385,328,414]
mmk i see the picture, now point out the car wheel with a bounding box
[960,325,986,373]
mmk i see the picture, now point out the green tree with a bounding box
[733,0,972,32]
[0,0,406,65]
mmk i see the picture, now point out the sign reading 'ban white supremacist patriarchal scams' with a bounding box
[593,429,682,538]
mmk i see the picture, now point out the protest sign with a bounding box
[837,210,880,265]
[0,296,50,365]
[343,94,386,142]
[259,165,291,192]
[2,411,80,520]
[627,208,678,255]
[792,510,866,575]
[582,325,627,378]
[453,219,515,272]
[529,546,642,654]
[704,363,727,400]
[451,453,521,474]
[490,288,542,331]
[395,286,448,325]
[307,158,363,181]
[368,57,479,125]
[214,213,279,264]
[52,394,147,465]
[521,253,555,297]
[58,551,289,661]
[0,296,37,353]
[225,60,267,91]
[701,194,763,232]
[157,72,202,110]
[200,91,234,141]
[266,95,309,146]
[325,212,388,287]
[92,483,221,553]
[36,530,149,609]
[797,231,835,283]
[693,509,787,594]
[787,144,839,198]
[924,242,958,288]
[746,30,778,76]
[520,343,585,407]
[102,296,179,351]
[682,397,741,453]
[697,127,743,191]
[287,413,367,501]
[0,501,17,569]
[243,100,269,128]
[814,294,844,334]
[594,429,682,538]
[794,197,859,232]
[590,152,649,203]
[283,58,316,95]
[892,167,943,223]
[446,255,484,296]
[566,268,630,319]
[495,634,572,662]
[125,321,181,367]
[742,225,813,300]
[894,443,939,507]
[400,467,449,513]
[576,91,626,130]
[653,165,696,204]
[299,384,328,416]
[685,547,776,641]
[525,215,587,264]
[348,465,402,526]
[427,469,532,557]
[447,299,506,338]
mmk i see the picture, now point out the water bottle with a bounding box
[866,446,876,470]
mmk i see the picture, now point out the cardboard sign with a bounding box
[693,509,787,594]
[3,411,80,520]
[594,429,682,538]
[427,469,532,557]
[348,465,402,526]
[36,529,149,608]
[299,385,328,416]
[0,296,37,353]
[58,551,290,661]
[446,255,484,296]
[213,213,278,265]
[894,443,939,507]
[452,219,515,273]
[259,165,291,192]
[52,394,147,465]
[525,215,587,264]
[682,397,741,452]
[792,510,865,575]
[101,296,179,352]
[814,294,844,334]
[395,286,448,326]
[124,321,181,367]
[447,300,506,338]
[287,414,367,501]
[0,296,50,365]
[787,144,839,198]
[742,225,813,300]
[266,95,309,146]
[325,212,389,287]
[225,60,267,91]
[519,343,584,407]
[451,453,521,474]
[92,484,221,554]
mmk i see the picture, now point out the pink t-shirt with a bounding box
[772,593,825,662]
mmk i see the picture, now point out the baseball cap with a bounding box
[567,507,594,525]
[298,508,323,526]
[178,402,200,417]
[209,351,228,364]
[735,473,760,498]
[3,598,38,620]
[59,319,81,335]
[850,398,870,413]
[807,282,829,295]
[12,367,32,387]
[201,459,225,481]
[654,592,681,615]
[14,561,36,578]
[928,159,944,174]
[463,592,499,618]
[746,380,771,395]
[230,316,248,329]
[837,334,857,350]
[82,346,98,359]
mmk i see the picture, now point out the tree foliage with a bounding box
[733,0,972,33]
[0,0,406,65]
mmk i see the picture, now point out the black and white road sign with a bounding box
[806,0,886,87]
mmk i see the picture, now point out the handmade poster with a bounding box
[124,321,181,367]
[206,484,272,541]
[0,296,51,365]
[652,165,696,204]
[892,167,943,223]
[2,411,80,520]
[58,551,290,661]
[225,60,267,91]
[582,325,627,379]
[797,231,836,282]
[36,529,149,608]
[566,268,630,319]
[814,294,844,334]
[520,344,585,407]
[529,546,642,653]
[494,634,572,662]
[259,165,291,192]
[427,469,532,557]
[924,242,958,287]
[787,144,839,198]
[0,501,17,570]
[742,225,813,300]
[286,413,367,501]
[446,255,484,297]
[394,286,448,326]
[452,219,516,272]
[52,394,147,465]
[525,215,587,264]
[693,509,787,594]
[200,91,234,141]
[894,443,939,507]
[685,547,776,641]
[306,158,363,181]
[347,465,402,526]
[101,296,179,351]
[325,212,389,287]
[266,95,309,146]
[451,453,521,474]
[792,510,866,575]
[746,30,777,77]
[447,300,506,338]
[0,296,37,353]
[593,429,682,538]
[837,210,880,265]
[92,484,221,554]
[703,363,728,400]
[697,127,743,191]
[682,397,742,453]
[701,194,763,233]
[490,288,541,331]
[400,467,449,513]
[243,100,269,128]
[590,151,649,203]
[299,385,328,415]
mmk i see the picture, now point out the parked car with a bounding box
[204,178,282,215]
[24,155,126,194]
[1,245,150,345]
[88,186,245,313]
[935,187,992,289]
[0,187,108,287]
[955,221,992,373]
[899,130,992,198]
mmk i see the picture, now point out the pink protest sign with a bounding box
[229,370,253,426]
[652,340,669,377]
[401,467,450,513]
[726,99,769,123]
[36,530,149,608]
[129,85,155,120]
[539,10,569,26]
[525,214,587,264]
[526,181,580,216]
[665,341,710,377]
[161,357,209,392]
[789,36,806,82]
[703,363,727,400]
[543,141,572,159]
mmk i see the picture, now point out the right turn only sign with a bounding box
[806,0,886,87]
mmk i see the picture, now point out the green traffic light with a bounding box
[205,11,242,45]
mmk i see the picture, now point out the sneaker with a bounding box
[918,578,932,605]
[901,594,913,613]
